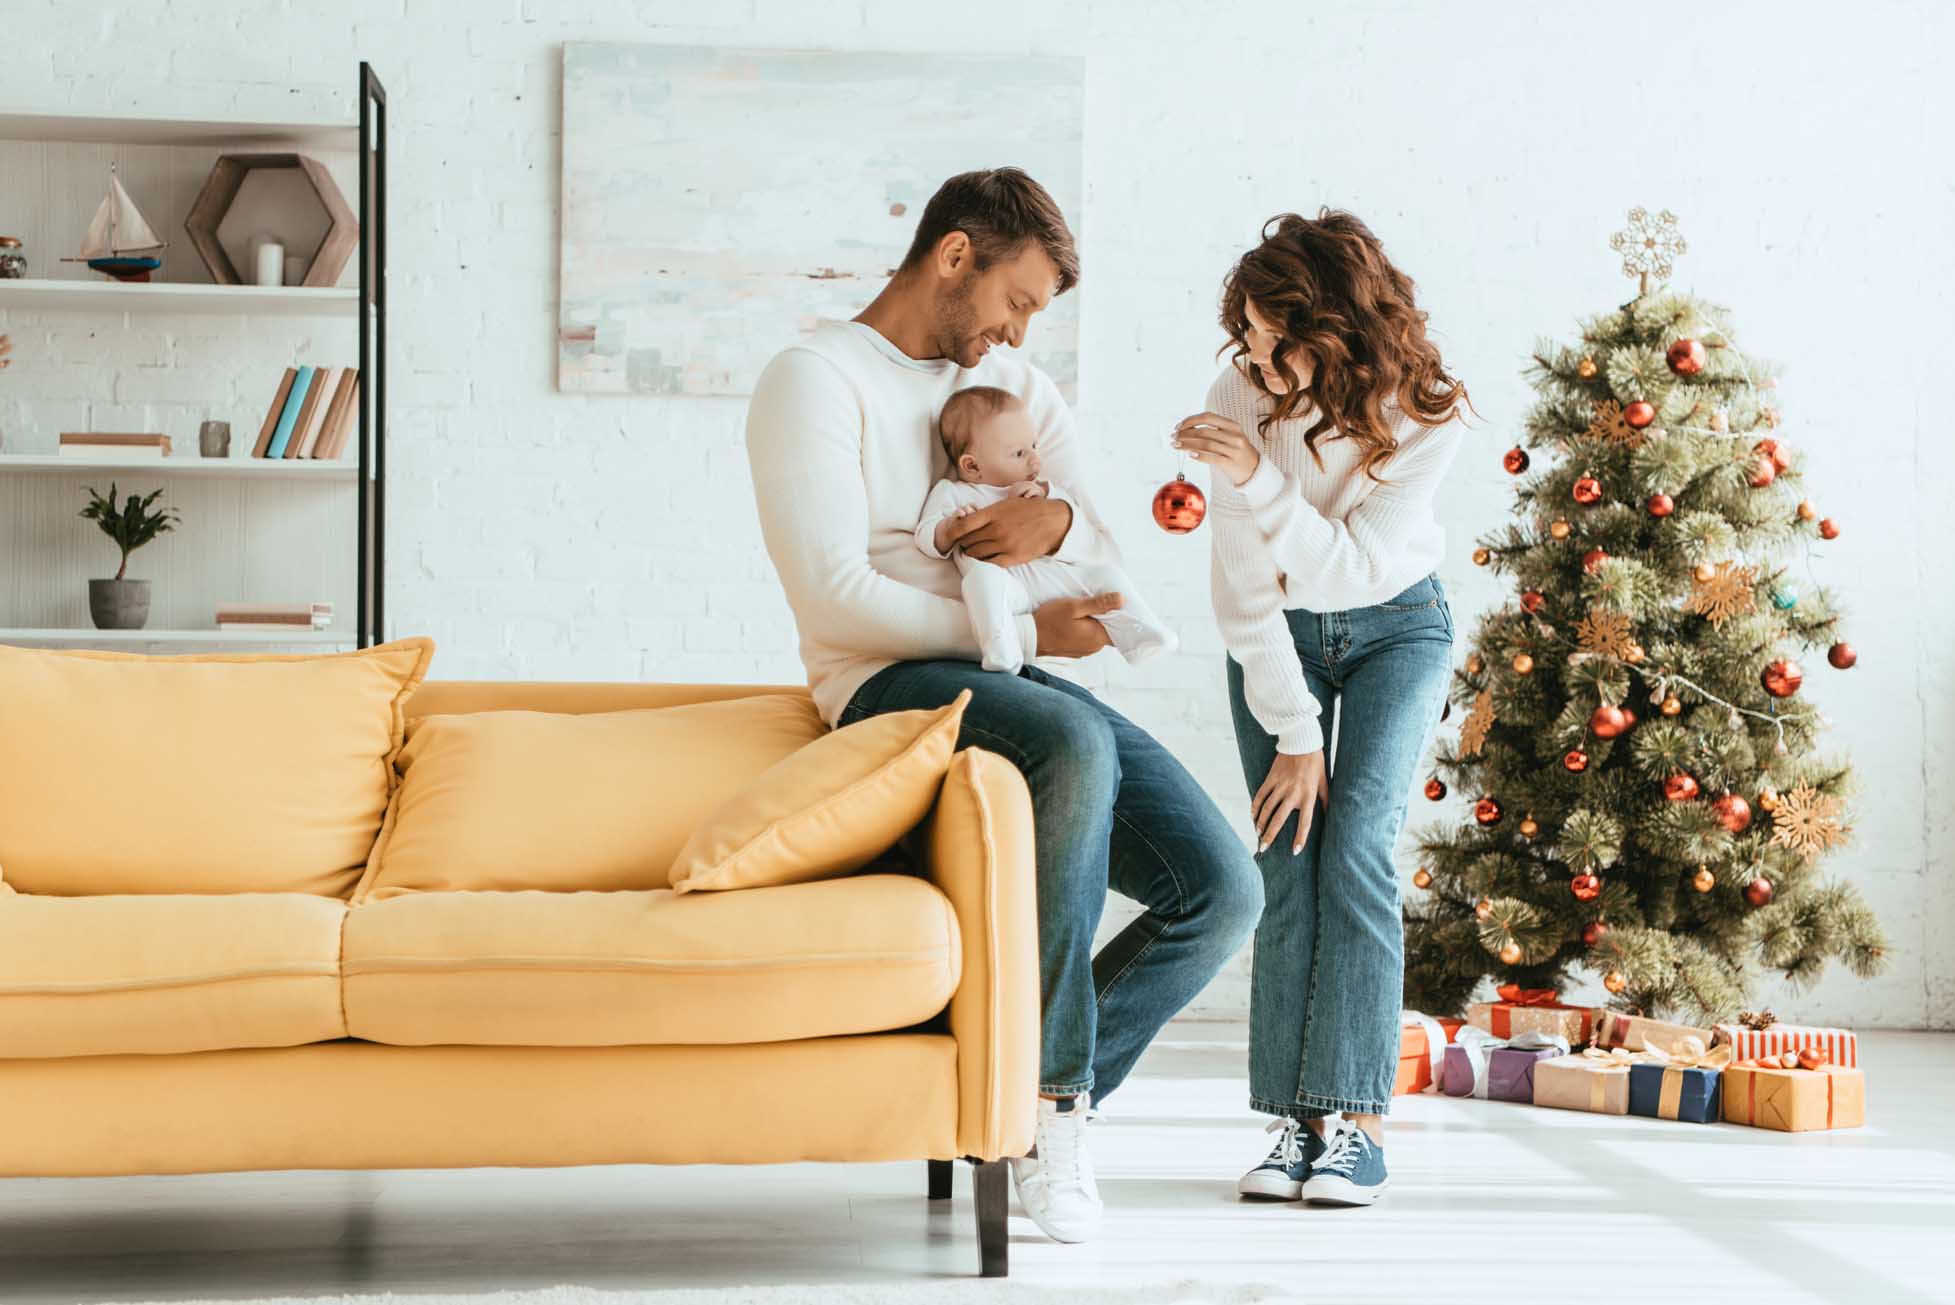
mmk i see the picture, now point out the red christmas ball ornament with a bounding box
[1572,475,1604,505]
[1663,773,1701,802]
[1582,548,1610,574]
[1581,921,1608,946]
[1761,658,1804,698]
[1563,748,1591,773]
[1754,437,1792,471]
[1152,473,1207,534]
[1570,872,1603,902]
[1588,705,1629,739]
[1746,454,1778,488]
[1474,796,1504,826]
[1623,400,1657,429]
[1828,642,1858,669]
[1521,589,1546,614]
[1503,446,1531,474]
[1713,793,1753,833]
[1798,1046,1832,1071]
[1665,338,1707,376]
[1743,876,1776,908]
[1425,777,1447,801]
[1647,493,1675,518]
[1621,707,1638,731]
[1818,517,1841,540]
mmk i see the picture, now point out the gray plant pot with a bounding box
[89,578,152,630]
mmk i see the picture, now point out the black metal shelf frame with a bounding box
[357,62,387,647]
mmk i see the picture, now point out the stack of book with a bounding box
[59,432,172,460]
[252,366,360,460]
[216,601,335,631]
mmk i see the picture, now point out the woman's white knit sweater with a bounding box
[1205,362,1464,755]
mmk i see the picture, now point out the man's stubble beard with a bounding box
[936,276,982,366]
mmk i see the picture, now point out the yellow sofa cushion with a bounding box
[0,639,433,897]
[341,876,960,1047]
[669,691,968,894]
[0,888,348,1058]
[358,695,828,898]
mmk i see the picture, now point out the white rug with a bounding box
[91,1285,1283,1305]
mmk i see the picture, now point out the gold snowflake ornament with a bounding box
[1770,784,1850,860]
[1576,608,1638,660]
[1610,207,1686,293]
[1459,689,1495,757]
[1585,399,1643,449]
[1684,561,1758,626]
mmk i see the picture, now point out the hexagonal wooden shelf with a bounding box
[184,153,359,288]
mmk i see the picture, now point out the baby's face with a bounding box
[959,407,1042,486]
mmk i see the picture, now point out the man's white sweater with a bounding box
[746,320,1116,726]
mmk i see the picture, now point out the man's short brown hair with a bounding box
[901,168,1080,295]
[938,385,1023,465]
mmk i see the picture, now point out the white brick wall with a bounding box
[4,0,1950,1028]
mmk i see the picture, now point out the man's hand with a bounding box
[1253,749,1329,854]
[1032,593,1121,659]
[941,494,1072,567]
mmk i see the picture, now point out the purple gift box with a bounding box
[1442,1029,1571,1101]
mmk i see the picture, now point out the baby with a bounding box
[916,385,1175,674]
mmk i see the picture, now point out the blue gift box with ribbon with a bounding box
[1626,1038,1732,1124]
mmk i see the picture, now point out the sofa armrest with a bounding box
[919,747,1038,1162]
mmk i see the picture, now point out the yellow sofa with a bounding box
[0,675,1039,1277]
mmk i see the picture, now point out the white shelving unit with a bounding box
[0,277,358,316]
[0,454,356,478]
[0,627,355,648]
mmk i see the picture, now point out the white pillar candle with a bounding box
[254,239,285,287]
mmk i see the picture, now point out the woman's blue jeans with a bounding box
[1226,574,1454,1120]
[845,660,1263,1104]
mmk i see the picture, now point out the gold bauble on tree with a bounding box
[1549,519,1572,540]
[1412,867,1433,890]
[1512,652,1535,675]
[1797,499,1818,522]
[1577,355,1598,379]
[1498,940,1524,965]
[1603,969,1628,994]
[1694,561,1718,583]
[1518,815,1540,838]
[1475,898,1495,921]
[1473,546,1492,566]
[1661,695,1682,716]
[1692,866,1716,893]
[1466,654,1484,676]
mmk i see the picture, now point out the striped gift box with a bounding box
[1711,1022,1857,1068]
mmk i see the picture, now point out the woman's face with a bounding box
[1243,298,1312,394]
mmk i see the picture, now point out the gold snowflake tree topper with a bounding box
[1770,784,1850,860]
[1610,207,1686,295]
[1684,561,1758,627]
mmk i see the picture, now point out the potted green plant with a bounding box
[80,483,179,630]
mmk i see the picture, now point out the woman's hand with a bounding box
[1253,750,1328,854]
[1172,411,1261,487]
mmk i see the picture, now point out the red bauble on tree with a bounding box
[1582,548,1610,574]
[1474,796,1504,826]
[1647,492,1675,518]
[1828,642,1858,669]
[1521,589,1545,614]
[1666,338,1707,375]
[1713,793,1752,833]
[1747,454,1777,488]
[1572,476,1604,505]
[1754,437,1791,471]
[1744,877,1776,908]
[1664,773,1701,802]
[1588,705,1630,738]
[1503,446,1530,474]
[1563,748,1590,773]
[1761,658,1804,698]
[1425,777,1447,801]
[1570,873,1603,902]
[1152,473,1207,534]
[1582,921,1608,945]
[1623,399,1657,428]
[1819,517,1841,540]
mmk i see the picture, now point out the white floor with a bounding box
[1,1028,1949,1305]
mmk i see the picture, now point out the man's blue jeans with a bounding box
[1227,574,1453,1120]
[844,660,1263,1104]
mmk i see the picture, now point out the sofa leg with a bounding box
[971,1157,1009,1278]
[927,1158,953,1200]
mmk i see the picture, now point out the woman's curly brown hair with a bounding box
[1219,210,1468,481]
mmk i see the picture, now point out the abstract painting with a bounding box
[558,43,1084,398]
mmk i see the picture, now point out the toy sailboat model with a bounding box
[62,166,166,281]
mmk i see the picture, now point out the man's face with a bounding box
[933,239,1060,369]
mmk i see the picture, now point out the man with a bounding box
[745,168,1261,1244]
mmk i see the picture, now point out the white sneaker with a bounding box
[1009,1095,1103,1243]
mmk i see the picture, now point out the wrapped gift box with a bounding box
[1712,1020,1858,1068]
[1723,1061,1866,1132]
[1595,1011,1715,1057]
[1396,1012,1464,1096]
[1627,1042,1731,1124]
[1533,1048,1658,1116]
[1466,984,1596,1047]
[1442,1028,1569,1102]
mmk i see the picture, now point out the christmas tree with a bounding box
[1404,210,1886,1022]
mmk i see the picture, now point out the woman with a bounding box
[1172,210,1469,1208]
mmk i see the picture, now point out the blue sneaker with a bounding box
[1236,1118,1329,1200]
[1300,1122,1388,1206]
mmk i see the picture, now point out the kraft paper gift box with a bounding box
[1442,1027,1569,1102]
[1723,1060,1866,1132]
[1465,984,1596,1047]
[1396,1011,1464,1096]
[1533,1047,1660,1116]
[1594,1011,1715,1057]
[1626,1038,1732,1124]
[1712,1018,1858,1068]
